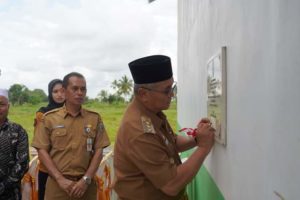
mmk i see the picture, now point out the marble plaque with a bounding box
[207,47,227,146]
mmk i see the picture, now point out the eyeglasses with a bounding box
[141,82,177,96]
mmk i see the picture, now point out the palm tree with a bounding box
[111,75,133,102]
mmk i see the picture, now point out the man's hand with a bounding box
[199,117,211,124]
[70,179,88,198]
[56,176,75,195]
[195,118,215,154]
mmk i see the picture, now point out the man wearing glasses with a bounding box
[113,55,215,200]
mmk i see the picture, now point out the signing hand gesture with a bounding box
[194,118,215,154]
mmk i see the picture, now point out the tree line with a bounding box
[8,75,134,105]
[97,75,133,104]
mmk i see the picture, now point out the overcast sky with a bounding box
[0,0,177,98]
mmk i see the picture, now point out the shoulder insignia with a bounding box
[35,112,44,125]
[141,116,156,134]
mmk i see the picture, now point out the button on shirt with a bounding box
[32,106,110,176]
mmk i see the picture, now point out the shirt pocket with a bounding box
[51,128,67,150]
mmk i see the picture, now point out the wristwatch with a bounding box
[82,175,92,185]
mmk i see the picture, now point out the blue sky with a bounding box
[0,0,177,98]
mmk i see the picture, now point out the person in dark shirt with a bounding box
[0,89,29,200]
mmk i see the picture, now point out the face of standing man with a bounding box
[64,76,87,107]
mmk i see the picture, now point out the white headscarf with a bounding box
[0,89,8,100]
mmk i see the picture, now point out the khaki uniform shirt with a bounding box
[32,106,110,176]
[113,98,185,200]
[34,111,47,172]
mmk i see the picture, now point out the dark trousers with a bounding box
[0,186,21,200]
[38,170,48,200]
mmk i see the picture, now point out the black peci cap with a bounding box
[129,55,173,84]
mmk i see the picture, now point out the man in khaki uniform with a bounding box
[113,55,215,200]
[32,72,110,200]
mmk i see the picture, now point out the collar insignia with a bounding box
[141,116,156,134]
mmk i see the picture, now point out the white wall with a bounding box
[178,0,300,199]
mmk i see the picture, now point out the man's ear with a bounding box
[137,88,149,102]
[137,87,146,96]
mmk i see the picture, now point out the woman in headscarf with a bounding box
[35,79,65,200]
[35,79,65,125]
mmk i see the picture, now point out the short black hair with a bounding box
[62,72,85,88]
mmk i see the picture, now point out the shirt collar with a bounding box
[61,104,85,118]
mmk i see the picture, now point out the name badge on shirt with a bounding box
[87,138,93,152]
[53,125,65,129]
[84,124,93,152]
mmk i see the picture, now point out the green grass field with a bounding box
[8,102,177,145]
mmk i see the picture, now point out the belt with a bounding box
[64,175,83,181]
